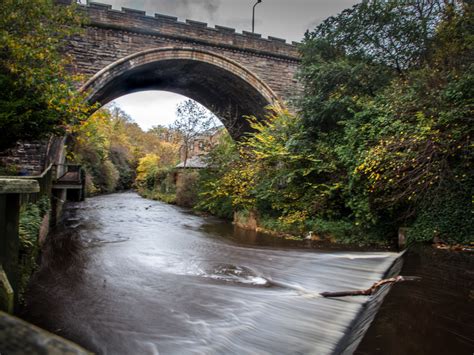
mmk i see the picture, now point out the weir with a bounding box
[13,192,404,354]
[334,254,404,353]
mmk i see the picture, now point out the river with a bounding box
[22,192,407,354]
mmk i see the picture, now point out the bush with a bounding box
[0,163,19,176]
[176,170,199,207]
[196,192,233,219]
[89,159,120,194]
[156,169,176,194]
[136,153,160,189]
[109,146,135,190]
[408,187,473,244]
[140,189,177,204]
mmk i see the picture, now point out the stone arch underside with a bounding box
[82,47,281,138]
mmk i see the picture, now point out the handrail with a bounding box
[0,163,54,180]
[54,164,82,170]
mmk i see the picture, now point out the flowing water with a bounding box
[23,192,402,354]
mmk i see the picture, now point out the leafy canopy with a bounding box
[0,0,91,149]
[297,0,473,242]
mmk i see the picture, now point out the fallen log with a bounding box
[320,275,421,298]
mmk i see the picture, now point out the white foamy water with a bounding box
[24,192,402,355]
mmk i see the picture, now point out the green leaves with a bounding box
[296,1,473,242]
[0,0,90,149]
[311,1,448,70]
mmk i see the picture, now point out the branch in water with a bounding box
[320,275,421,298]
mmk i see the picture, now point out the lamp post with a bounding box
[252,0,262,33]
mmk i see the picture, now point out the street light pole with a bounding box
[252,0,262,33]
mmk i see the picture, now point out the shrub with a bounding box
[18,196,50,303]
[176,170,199,207]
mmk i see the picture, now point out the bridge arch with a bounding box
[81,47,281,138]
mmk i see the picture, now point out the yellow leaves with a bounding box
[208,159,259,210]
[370,173,381,181]
[136,154,160,184]
[278,210,308,226]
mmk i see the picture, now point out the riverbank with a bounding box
[139,186,415,250]
[140,186,474,254]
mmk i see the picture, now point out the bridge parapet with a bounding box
[82,2,300,61]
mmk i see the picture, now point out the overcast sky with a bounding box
[85,0,359,130]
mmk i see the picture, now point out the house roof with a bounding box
[175,155,208,169]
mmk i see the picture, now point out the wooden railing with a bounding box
[55,164,85,181]
[53,164,86,201]
[0,163,53,206]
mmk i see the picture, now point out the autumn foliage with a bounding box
[0,0,92,149]
[69,106,179,195]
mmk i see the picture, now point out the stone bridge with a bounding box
[68,1,301,137]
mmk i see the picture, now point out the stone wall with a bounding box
[0,137,66,177]
[0,141,49,176]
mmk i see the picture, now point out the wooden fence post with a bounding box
[0,179,39,311]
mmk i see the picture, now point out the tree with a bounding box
[298,0,473,243]
[135,153,161,190]
[148,125,181,144]
[170,99,218,167]
[350,3,473,242]
[0,0,91,150]
[196,130,238,218]
[311,1,451,71]
[298,0,464,136]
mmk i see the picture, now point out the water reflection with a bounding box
[356,246,474,355]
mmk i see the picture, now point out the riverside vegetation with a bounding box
[142,1,472,246]
[0,0,91,151]
[18,197,50,303]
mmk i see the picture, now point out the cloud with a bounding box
[201,0,220,20]
[110,91,188,129]
[111,0,221,21]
